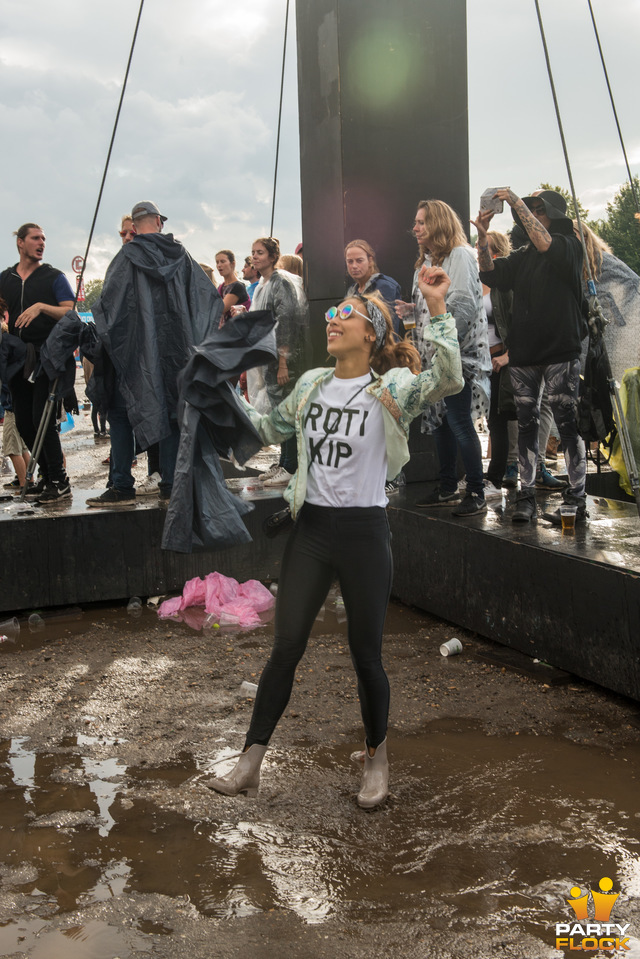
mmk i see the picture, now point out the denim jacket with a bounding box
[241,313,463,517]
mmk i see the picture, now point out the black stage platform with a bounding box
[1,480,639,702]
[0,480,287,614]
[388,485,640,703]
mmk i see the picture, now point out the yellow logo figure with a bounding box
[567,885,590,921]
[592,877,620,923]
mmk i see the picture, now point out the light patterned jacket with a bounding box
[241,312,463,517]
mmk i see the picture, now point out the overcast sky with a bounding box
[1,0,638,285]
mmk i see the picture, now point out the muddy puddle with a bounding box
[1,720,639,957]
[0,592,426,654]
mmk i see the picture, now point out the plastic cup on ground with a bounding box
[0,617,20,639]
[240,681,258,698]
[127,597,142,616]
[560,505,578,531]
[440,638,463,657]
[28,613,45,633]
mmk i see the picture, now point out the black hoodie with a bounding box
[479,219,584,366]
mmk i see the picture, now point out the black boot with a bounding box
[512,489,536,523]
[543,491,589,527]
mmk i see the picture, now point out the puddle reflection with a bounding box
[0,723,639,955]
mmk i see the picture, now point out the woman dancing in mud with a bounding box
[206,268,462,808]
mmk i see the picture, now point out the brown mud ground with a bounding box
[0,391,639,958]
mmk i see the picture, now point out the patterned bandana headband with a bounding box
[359,296,386,349]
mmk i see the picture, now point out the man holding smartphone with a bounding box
[473,189,587,526]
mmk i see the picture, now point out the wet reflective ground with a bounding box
[0,602,639,958]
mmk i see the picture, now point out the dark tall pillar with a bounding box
[296,0,468,480]
[296,0,468,352]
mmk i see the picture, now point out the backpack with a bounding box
[578,326,615,447]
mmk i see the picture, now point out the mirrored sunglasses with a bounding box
[325,304,370,323]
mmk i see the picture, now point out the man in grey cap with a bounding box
[131,201,167,233]
[89,201,223,508]
[474,188,588,526]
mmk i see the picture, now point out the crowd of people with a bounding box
[1,189,639,807]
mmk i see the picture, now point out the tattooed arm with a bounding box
[495,188,552,252]
[471,207,495,272]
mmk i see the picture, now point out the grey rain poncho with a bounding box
[413,245,491,433]
[246,269,309,412]
[584,252,640,384]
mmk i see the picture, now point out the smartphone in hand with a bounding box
[480,188,505,215]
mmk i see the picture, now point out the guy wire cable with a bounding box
[533,0,640,517]
[73,0,146,305]
[533,0,591,279]
[269,0,291,237]
[20,0,146,503]
[587,0,640,216]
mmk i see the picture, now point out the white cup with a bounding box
[440,638,463,657]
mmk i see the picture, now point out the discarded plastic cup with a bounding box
[440,638,463,657]
[560,505,578,531]
[28,613,45,633]
[240,680,258,698]
[0,617,20,639]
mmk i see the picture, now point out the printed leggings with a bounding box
[509,360,586,497]
[245,503,392,750]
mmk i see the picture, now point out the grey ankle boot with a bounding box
[357,739,389,809]
[205,744,267,797]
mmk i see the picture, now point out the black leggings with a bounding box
[245,503,393,750]
[10,371,65,482]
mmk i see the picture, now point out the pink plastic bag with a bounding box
[238,579,275,613]
[180,576,206,610]
[158,571,275,629]
[218,600,262,628]
[204,571,240,617]
[158,595,183,619]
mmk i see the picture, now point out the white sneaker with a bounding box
[258,463,280,482]
[483,480,503,499]
[263,467,293,488]
[137,471,161,495]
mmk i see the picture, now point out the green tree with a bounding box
[597,177,640,275]
[83,278,103,310]
[538,183,590,222]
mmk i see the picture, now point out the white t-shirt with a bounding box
[484,291,502,348]
[304,372,388,508]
